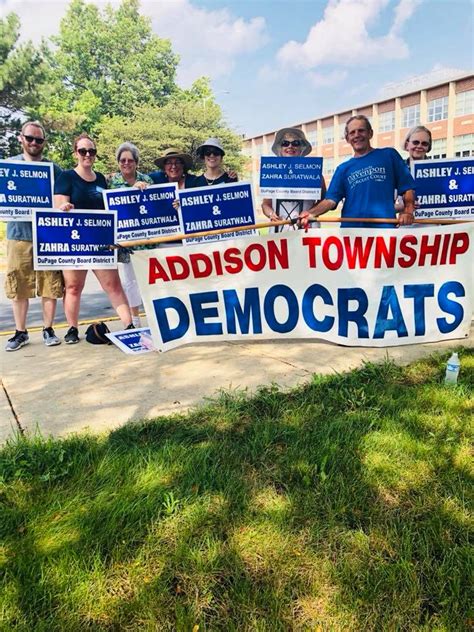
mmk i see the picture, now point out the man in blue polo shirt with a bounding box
[299,115,415,228]
[5,121,63,351]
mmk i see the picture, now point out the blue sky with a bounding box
[3,0,473,137]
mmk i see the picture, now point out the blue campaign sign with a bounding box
[0,160,54,221]
[103,183,180,243]
[259,156,323,199]
[105,327,153,354]
[178,182,257,244]
[32,209,117,270]
[412,158,474,220]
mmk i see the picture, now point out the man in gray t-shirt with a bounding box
[4,121,64,351]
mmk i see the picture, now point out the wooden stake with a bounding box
[117,216,471,249]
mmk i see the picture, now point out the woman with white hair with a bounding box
[395,125,432,214]
[262,127,326,232]
[403,125,432,166]
[108,142,153,327]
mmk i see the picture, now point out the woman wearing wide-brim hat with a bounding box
[193,137,238,187]
[149,148,197,189]
[262,127,326,232]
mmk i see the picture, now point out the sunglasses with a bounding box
[203,149,222,157]
[77,147,97,157]
[410,140,430,147]
[23,134,45,145]
[165,160,183,167]
[119,158,136,164]
[281,140,301,148]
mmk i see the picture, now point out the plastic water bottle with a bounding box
[444,352,460,385]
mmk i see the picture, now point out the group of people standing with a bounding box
[4,123,236,350]
[5,116,431,352]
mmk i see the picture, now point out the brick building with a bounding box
[243,72,474,192]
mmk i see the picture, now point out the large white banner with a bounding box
[132,226,474,352]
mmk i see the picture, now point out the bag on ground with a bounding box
[85,322,111,345]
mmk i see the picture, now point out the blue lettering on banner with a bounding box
[151,281,466,345]
[259,156,323,199]
[337,288,369,338]
[373,286,408,339]
[436,281,465,333]
[103,183,180,242]
[0,159,54,221]
[263,284,299,333]
[404,284,434,335]
[301,284,334,332]
[223,288,262,334]
[178,182,257,244]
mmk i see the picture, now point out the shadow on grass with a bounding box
[0,348,472,630]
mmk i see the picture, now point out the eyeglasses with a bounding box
[119,158,136,164]
[77,147,97,157]
[203,149,222,157]
[410,140,430,147]
[23,134,45,145]
[281,140,301,148]
[165,160,183,167]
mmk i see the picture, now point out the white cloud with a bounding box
[307,69,348,87]
[143,0,267,85]
[2,0,268,86]
[276,0,420,69]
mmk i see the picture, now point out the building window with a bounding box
[454,134,474,157]
[428,96,449,122]
[456,90,474,116]
[402,104,420,128]
[322,126,334,145]
[378,110,395,132]
[307,131,318,147]
[323,157,334,177]
[431,138,447,159]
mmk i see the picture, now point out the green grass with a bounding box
[1,350,473,631]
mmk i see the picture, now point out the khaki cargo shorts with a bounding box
[5,240,64,300]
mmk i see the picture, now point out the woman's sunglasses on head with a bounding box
[281,140,301,148]
[77,147,97,156]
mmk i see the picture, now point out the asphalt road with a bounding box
[0,272,117,332]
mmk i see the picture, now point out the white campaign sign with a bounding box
[131,226,474,352]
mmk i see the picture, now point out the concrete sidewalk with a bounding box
[1,320,473,443]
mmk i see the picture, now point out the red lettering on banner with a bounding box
[322,236,344,270]
[302,236,322,268]
[223,247,244,274]
[343,236,374,269]
[419,234,441,266]
[190,253,213,278]
[440,233,452,265]
[374,236,396,268]
[212,250,223,275]
[244,243,267,272]
[267,239,289,270]
[398,235,418,268]
[149,258,170,284]
[168,256,190,280]
[449,233,469,263]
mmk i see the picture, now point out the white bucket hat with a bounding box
[196,137,225,157]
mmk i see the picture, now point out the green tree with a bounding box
[0,13,50,157]
[40,0,179,164]
[95,78,245,176]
